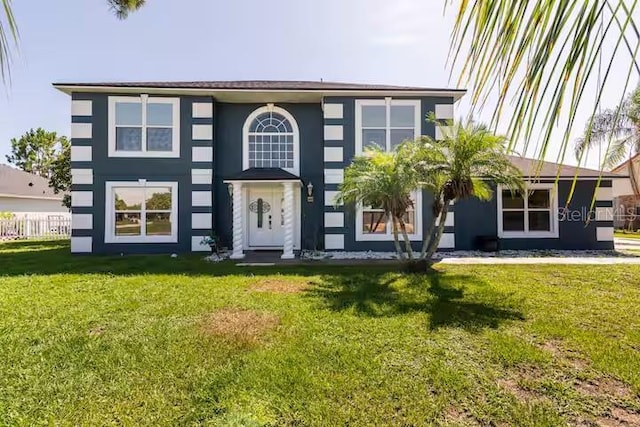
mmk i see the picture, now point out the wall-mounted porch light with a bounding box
[306,181,314,202]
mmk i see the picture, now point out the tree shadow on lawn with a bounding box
[309,270,525,331]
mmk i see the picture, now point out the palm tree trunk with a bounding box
[397,217,414,260]
[425,201,451,260]
[420,200,443,259]
[391,215,405,260]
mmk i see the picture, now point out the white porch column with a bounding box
[230,182,245,259]
[281,182,295,259]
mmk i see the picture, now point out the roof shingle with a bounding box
[0,165,64,199]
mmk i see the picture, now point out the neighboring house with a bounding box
[611,153,640,230]
[53,80,619,256]
[0,164,68,217]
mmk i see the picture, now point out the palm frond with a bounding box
[0,0,18,83]
[107,0,146,19]
[449,0,640,179]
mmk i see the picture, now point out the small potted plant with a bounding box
[200,231,219,255]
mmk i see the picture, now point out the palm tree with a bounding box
[411,120,525,260]
[0,0,145,81]
[451,1,640,178]
[337,148,420,260]
[575,85,640,191]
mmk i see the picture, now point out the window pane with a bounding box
[362,129,386,150]
[528,190,550,208]
[363,211,388,234]
[147,103,173,126]
[145,187,172,210]
[362,105,386,127]
[390,129,415,150]
[146,212,172,236]
[529,211,551,231]
[114,188,144,210]
[390,105,415,127]
[503,211,525,231]
[116,127,142,151]
[502,190,524,209]
[395,210,415,233]
[115,102,142,126]
[115,212,141,236]
[147,128,173,151]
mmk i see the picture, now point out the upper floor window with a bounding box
[355,99,421,153]
[108,95,180,158]
[497,183,559,238]
[243,105,299,175]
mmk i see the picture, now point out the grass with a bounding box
[615,230,640,239]
[1,240,639,426]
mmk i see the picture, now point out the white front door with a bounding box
[248,187,284,248]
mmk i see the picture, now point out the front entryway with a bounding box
[248,186,284,248]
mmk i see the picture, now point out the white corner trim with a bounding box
[191,236,210,252]
[435,104,454,120]
[71,168,93,185]
[324,125,344,141]
[71,146,92,162]
[104,181,179,244]
[325,234,345,250]
[324,146,343,163]
[72,214,93,230]
[192,191,212,207]
[71,123,92,139]
[324,191,342,206]
[192,213,212,229]
[595,186,613,201]
[444,212,455,227]
[438,233,455,249]
[324,169,344,184]
[323,103,343,119]
[192,124,213,140]
[71,236,92,253]
[71,100,92,116]
[192,147,213,162]
[596,227,614,241]
[71,191,93,207]
[192,102,213,118]
[191,168,213,185]
[324,212,344,228]
[595,207,613,222]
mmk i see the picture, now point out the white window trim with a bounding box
[242,105,300,176]
[355,98,421,153]
[354,98,423,241]
[104,181,179,244]
[108,95,180,158]
[497,183,559,239]
[356,191,423,241]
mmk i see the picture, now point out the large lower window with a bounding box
[356,192,422,241]
[108,96,180,158]
[105,181,178,243]
[498,183,559,238]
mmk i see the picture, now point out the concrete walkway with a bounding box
[615,237,640,251]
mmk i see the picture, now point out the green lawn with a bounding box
[615,230,640,239]
[1,240,639,426]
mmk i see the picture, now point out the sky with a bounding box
[0,0,638,170]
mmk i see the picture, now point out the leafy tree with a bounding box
[49,143,71,209]
[337,148,420,260]
[411,119,525,260]
[107,0,146,19]
[6,128,69,179]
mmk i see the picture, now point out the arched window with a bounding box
[243,105,299,174]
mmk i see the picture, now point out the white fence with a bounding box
[0,215,71,240]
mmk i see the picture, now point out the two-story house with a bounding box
[53,80,619,257]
